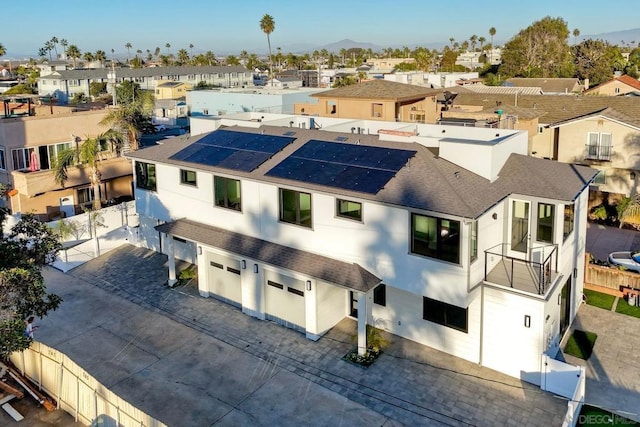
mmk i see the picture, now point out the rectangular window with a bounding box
[585,132,612,161]
[210,261,223,269]
[135,161,157,191]
[563,204,575,241]
[0,147,5,170]
[423,297,468,333]
[279,188,312,227]
[336,199,362,221]
[470,220,478,263]
[11,147,36,171]
[214,176,241,211]
[593,170,606,185]
[227,266,241,275]
[288,287,304,297]
[537,203,555,243]
[373,284,386,306]
[411,214,460,264]
[180,169,197,186]
[372,103,383,118]
[77,187,94,206]
[267,280,284,289]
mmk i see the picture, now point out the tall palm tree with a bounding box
[204,51,217,66]
[489,27,496,63]
[99,89,154,152]
[0,43,6,58]
[94,50,106,62]
[470,35,478,51]
[177,49,189,65]
[50,36,59,59]
[573,28,580,45]
[125,42,132,63]
[260,14,275,86]
[66,45,81,68]
[165,43,171,55]
[54,130,123,210]
[44,41,54,60]
[449,37,454,48]
[60,39,68,59]
[189,43,194,58]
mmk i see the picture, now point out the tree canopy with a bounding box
[0,211,62,359]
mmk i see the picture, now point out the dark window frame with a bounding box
[135,161,157,191]
[180,169,197,187]
[422,297,468,333]
[470,220,478,263]
[336,199,362,222]
[288,287,304,297]
[214,175,242,211]
[563,203,575,241]
[537,203,555,244]
[373,284,386,306]
[411,213,460,264]
[279,188,312,228]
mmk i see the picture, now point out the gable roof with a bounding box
[546,107,640,129]
[156,219,381,292]
[586,74,640,93]
[312,79,440,101]
[452,87,640,126]
[505,78,582,94]
[128,125,595,219]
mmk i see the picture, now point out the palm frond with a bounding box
[54,148,78,187]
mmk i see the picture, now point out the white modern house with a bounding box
[127,114,595,385]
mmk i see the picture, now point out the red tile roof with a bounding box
[617,74,640,91]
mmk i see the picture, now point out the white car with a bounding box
[608,251,640,272]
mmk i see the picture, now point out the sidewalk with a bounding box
[39,244,567,426]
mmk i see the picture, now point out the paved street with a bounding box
[35,244,566,426]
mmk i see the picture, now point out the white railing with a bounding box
[10,341,165,427]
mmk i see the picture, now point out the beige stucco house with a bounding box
[0,109,133,220]
[155,80,192,100]
[584,74,640,96]
[294,80,441,123]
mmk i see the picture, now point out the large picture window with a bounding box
[537,203,554,243]
[214,176,241,211]
[411,214,460,264]
[135,162,156,191]
[563,203,575,241]
[423,297,468,333]
[336,199,362,221]
[280,189,312,227]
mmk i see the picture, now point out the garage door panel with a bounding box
[265,272,305,331]
[206,252,242,306]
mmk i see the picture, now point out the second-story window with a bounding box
[470,220,478,263]
[0,147,6,171]
[135,161,157,191]
[563,203,575,241]
[411,213,460,264]
[537,203,554,243]
[336,199,362,221]
[180,169,197,186]
[280,188,312,228]
[214,176,241,211]
[586,132,612,161]
[11,147,36,171]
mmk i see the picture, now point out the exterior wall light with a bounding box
[241,260,246,270]
[306,280,312,291]
[253,264,258,273]
[524,315,531,328]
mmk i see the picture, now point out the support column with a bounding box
[357,292,367,355]
[166,234,177,287]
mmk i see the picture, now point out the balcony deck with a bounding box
[485,258,558,296]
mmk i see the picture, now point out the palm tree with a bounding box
[165,43,171,55]
[60,39,68,59]
[260,14,275,86]
[177,49,189,65]
[0,43,6,58]
[99,89,154,152]
[154,47,161,58]
[50,36,59,59]
[449,37,455,48]
[204,51,217,66]
[620,195,640,229]
[54,130,123,211]
[189,43,194,58]
[83,52,94,63]
[573,28,580,45]
[125,42,132,63]
[478,36,486,52]
[94,50,106,63]
[66,45,81,68]
[470,35,478,51]
[44,41,54,60]
[489,27,497,63]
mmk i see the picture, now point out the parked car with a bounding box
[608,251,640,272]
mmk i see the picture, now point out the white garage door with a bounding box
[206,252,242,307]
[264,271,305,332]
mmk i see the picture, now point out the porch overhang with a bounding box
[156,218,381,293]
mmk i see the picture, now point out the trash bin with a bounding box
[629,293,637,307]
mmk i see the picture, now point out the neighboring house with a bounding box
[505,78,584,95]
[365,58,415,72]
[584,74,640,96]
[127,115,595,385]
[154,80,192,100]
[37,66,253,104]
[37,60,71,77]
[153,99,188,127]
[385,72,479,89]
[534,107,640,196]
[266,76,303,89]
[294,79,441,123]
[0,109,132,219]
[187,87,327,117]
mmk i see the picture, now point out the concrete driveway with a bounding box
[37,244,567,426]
[586,222,640,262]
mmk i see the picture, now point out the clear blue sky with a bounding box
[2,0,638,58]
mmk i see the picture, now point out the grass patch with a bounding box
[615,296,640,318]
[584,289,616,310]
[564,329,597,360]
[578,404,639,426]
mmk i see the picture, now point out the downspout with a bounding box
[479,282,484,366]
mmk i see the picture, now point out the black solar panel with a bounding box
[169,129,295,172]
[266,140,415,194]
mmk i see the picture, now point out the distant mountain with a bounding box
[317,39,383,52]
[580,28,640,46]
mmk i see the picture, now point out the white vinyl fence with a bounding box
[46,201,138,241]
[540,353,586,427]
[10,341,165,427]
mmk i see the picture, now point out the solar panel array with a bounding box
[170,129,295,172]
[266,140,416,194]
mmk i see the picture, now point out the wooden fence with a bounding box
[584,253,640,293]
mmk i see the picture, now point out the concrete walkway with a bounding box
[39,244,567,426]
[564,304,640,422]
